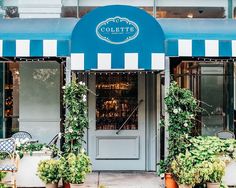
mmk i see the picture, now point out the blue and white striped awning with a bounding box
[0,39,70,57]
[71,52,165,70]
[166,39,236,57]
[0,18,77,57]
[159,19,236,57]
[71,5,166,71]
[1,11,236,71]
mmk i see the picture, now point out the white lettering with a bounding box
[100,27,136,33]
[130,27,135,32]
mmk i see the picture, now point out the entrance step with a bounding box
[83,172,162,188]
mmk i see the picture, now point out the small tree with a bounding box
[63,81,88,155]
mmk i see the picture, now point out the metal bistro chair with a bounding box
[11,131,32,141]
[216,130,235,139]
[0,138,18,188]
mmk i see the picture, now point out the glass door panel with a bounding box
[96,73,138,130]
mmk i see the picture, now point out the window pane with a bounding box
[96,73,138,130]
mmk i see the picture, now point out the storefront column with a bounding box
[164,57,170,158]
[65,57,71,85]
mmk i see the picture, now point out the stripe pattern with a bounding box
[0,40,70,57]
[71,53,165,71]
[167,39,236,57]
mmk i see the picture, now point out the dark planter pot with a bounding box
[63,182,70,188]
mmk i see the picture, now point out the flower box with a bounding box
[222,160,236,186]
[3,150,59,187]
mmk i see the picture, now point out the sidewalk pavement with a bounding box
[82,172,163,188]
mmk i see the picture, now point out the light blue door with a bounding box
[88,73,146,170]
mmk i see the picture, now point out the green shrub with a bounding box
[37,159,60,184]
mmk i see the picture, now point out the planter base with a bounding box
[46,183,58,188]
[70,183,84,188]
[165,173,178,188]
[207,182,220,188]
[178,184,192,188]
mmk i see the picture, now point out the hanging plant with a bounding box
[63,81,88,155]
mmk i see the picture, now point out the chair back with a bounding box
[216,130,235,139]
[12,131,32,140]
[0,138,16,154]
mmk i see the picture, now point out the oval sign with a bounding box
[96,16,139,45]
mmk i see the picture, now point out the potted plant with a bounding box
[171,152,201,188]
[158,82,202,188]
[196,157,225,188]
[37,159,61,188]
[59,150,92,188]
[62,81,90,188]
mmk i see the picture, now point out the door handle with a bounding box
[116,99,143,135]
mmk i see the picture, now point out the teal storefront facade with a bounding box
[0,5,235,171]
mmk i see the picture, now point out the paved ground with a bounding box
[82,172,163,188]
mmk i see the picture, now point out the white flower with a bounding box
[80,148,85,154]
[173,109,178,114]
[58,132,62,139]
[82,94,86,102]
[184,123,188,127]
[189,114,194,119]
[160,173,165,178]
[79,81,85,86]
[16,140,21,147]
[184,134,189,139]
[68,127,73,133]
[227,145,234,152]
[74,117,77,121]
[20,138,29,144]
[178,107,182,112]
[62,86,66,89]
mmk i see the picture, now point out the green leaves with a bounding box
[171,152,201,185]
[37,159,61,184]
[159,81,202,174]
[196,157,225,183]
[63,81,88,155]
[59,152,92,184]
[16,143,48,158]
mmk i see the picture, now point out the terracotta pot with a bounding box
[63,182,70,188]
[165,173,178,188]
[178,184,192,188]
[207,182,220,188]
[46,183,58,188]
[70,183,84,188]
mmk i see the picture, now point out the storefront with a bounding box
[0,5,236,171]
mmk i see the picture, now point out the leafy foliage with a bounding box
[196,157,225,183]
[63,81,88,155]
[188,136,236,164]
[37,159,60,184]
[159,81,202,174]
[171,136,235,184]
[171,151,201,185]
[0,172,7,188]
[59,150,92,184]
[16,143,48,158]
